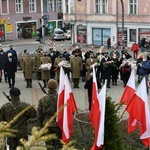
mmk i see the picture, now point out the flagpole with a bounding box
[119,95,135,121]
[75,109,86,148]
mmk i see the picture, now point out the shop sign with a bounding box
[0,19,6,24]
[23,16,32,21]
[6,23,13,33]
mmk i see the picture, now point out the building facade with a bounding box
[0,0,63,40]
[62,0,150,47]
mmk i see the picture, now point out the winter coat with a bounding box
[35,52,43,72]
[54,57,65,80]
[131,43,139,51]
[86,58,97,79]
[40,56,51,80]
[70,56,82,79]
[5,58,17,78]
[138,61,150,75]
[0,51,6,69]
[23,56,34,79]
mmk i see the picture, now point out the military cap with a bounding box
[24,49,27,53]
[47,79,58,89]
[9,45,13,47]
[10,87,21,96]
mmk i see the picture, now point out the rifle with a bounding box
[3,91,11,101]
[38,82,48,95]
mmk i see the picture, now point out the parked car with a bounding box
[52,28,65,40]
[64,30,71,40]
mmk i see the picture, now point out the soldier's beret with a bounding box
[10,87,21,96]
[47,79,58,89]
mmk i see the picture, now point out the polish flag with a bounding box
[62,74,77,142]
[126,78,150,147]
[57,67,65,124]
[89,66,107,149]
[57,67,77,143]
[120,69,135,105]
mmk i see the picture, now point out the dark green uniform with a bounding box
[37,89,61,149]
[0,97,37,150]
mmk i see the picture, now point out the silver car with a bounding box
[64,30,71,40]
[53,29,65,40]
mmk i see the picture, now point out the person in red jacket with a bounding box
[131,42,139,60]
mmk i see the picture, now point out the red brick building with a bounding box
[0,0,63,40]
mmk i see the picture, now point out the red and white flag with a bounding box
[126,78,150,147]
[89,66,107,150]
[57,67,65,123]
[57,67,77,143]
[120,69,135,105]
[62,74,77,142]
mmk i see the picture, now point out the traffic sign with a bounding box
[42,15,47,20]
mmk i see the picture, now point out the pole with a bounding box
[41,0,45,46]
[116,0,118,48]
[120,0,124,47]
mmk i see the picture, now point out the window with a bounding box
[47,0,62,12]
[95,0,107,14]
[29,0,36,12]
[16,0,23,13]
[47,0,53,11]
[56,0,62,11]
[1,0,9,14]
[129,29,136,42]
[129,0,137,14]
[65,0,69,13]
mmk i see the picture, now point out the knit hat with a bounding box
[47,79,58,89]
[10,87,21,96]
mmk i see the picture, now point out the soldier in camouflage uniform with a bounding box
[37,79,62,149]
[0,87,37,150]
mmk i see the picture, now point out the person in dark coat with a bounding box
[6,45,18,64]
[84,73,101,110]
[119,54,132,87]
[48,48,57,79]
[111,53,120,85]
[107,37,111,49]
[62,48,71,79]
[0,87,37,150]
[136,52,145,84]
[101,52,113,88]
[5,53,17,88]
[0,47,7,82]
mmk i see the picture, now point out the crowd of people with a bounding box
[0,42,150,149]
[0,43,150,91]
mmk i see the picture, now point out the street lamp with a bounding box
[120,0,124,47]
